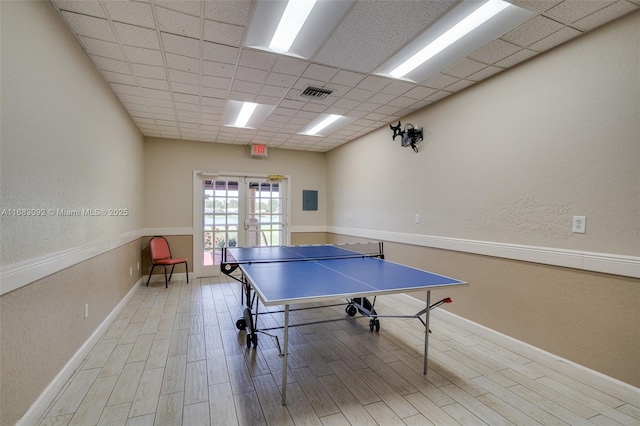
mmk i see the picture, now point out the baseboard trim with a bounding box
[18,279,143,426]
[401,294,640,404]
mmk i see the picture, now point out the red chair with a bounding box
[146,236,189,288]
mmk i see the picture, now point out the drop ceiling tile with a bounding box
[364,112,387,121]
[228,91,256,102]
[172,82,200,96]
[200,76,230,91]
[330,70,367,87]
[423,73,459,90]
[176,109,199,119]
[381,80,414,96]
[91,56,131,74]
[426,91,453,102]
[202,60,235,78]
[124,103,150,113]
[301,102,329,113]
[101,70,138,85]
[157,7,200,38]
[152,107,175,117]
[468,39,523,65]
[114,22,160,49]
[138,77,170,91]
[265,72,297,88]
[404,86,437,99]
[154,114,177,121]
[117,94,147,105]
[103,1,155,28]
[144,88,173,101]
[443,58,487,79]
[202,85,228,99]
[332,98,361,110]
[279,99,306,110]
[132,63,167,79]
[154,0,201,16]
[200,97,226,108]
[61,12,116,42]
[204,0,251,26]
[168,69,199,86]
[529,26,582,52]
[368,92,396,104]
[445,79,475,92]
[78,37,125,61]
[272,57,309,76]
[344,88,375,102]
[235,67,269,84]
[130,111,153,119]
[573,0,638,30]
[256,95,282,105]
[163,33,200,58]
[260,85,288,98]
[501,15,565,47]
[53,1,107,18]
[111,83,145,97]
[147,98,173,108]
[302,64,339,82]
[545,0,615,24]
[123,45,164,67]
[231,80,262,96]
[357,75,391,92]
[166,53,200,73]
[239,49,277,70]
[494,48,538,67]
[508,0,564,13]
[202,42,239,64]
[388,96,417,109]
[204,20,244,46]
[175,101,199,112]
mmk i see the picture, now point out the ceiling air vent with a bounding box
[301,86,333,99]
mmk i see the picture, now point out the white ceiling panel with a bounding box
[49,0,638,152]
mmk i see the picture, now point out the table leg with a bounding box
[424,290,431,375]
[282,305,289,406]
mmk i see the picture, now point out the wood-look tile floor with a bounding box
[39,277,640,426]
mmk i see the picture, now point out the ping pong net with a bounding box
[220,242,383,274]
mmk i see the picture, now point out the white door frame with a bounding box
[193,170,291,278]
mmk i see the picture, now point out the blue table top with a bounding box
[233,251,467,306]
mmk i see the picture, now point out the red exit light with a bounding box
[251,144,268,157]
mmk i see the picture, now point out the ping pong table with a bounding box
[221,243,467,405]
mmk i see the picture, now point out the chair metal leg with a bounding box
[185,261,189,283]
[168,265,175,282]
[146,265,156,286]
[163,266,168,288]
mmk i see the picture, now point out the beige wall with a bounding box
[327,11,639,257]
[326,12,640,387]
[144,137,326,230]
[0,1,145,424]
[0,1,144,266]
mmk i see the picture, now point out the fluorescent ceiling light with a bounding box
[269,0,317,53]
[223,100,275,129]
[390,0,510,78]
[245,0,352,59]
[234,102,258,128]
[306,114,341,135]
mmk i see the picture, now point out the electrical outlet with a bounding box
[137,262,140,270]
[572,216,586,233]
[130,266,133,276]
[84,303,89,319]
[415,213,420,224]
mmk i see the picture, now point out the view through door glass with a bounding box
[246,180,285,247]
[203,179,239,269]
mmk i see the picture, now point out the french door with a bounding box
[194,173,288,277]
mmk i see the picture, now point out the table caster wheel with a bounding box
[252,334,258,347]
[236,319,246,330]
[345,304,357,316]
[246,334,252,349]
[369,319,380,332]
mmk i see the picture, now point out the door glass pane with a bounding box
[203,180,240,266]
[247,181,283,247]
